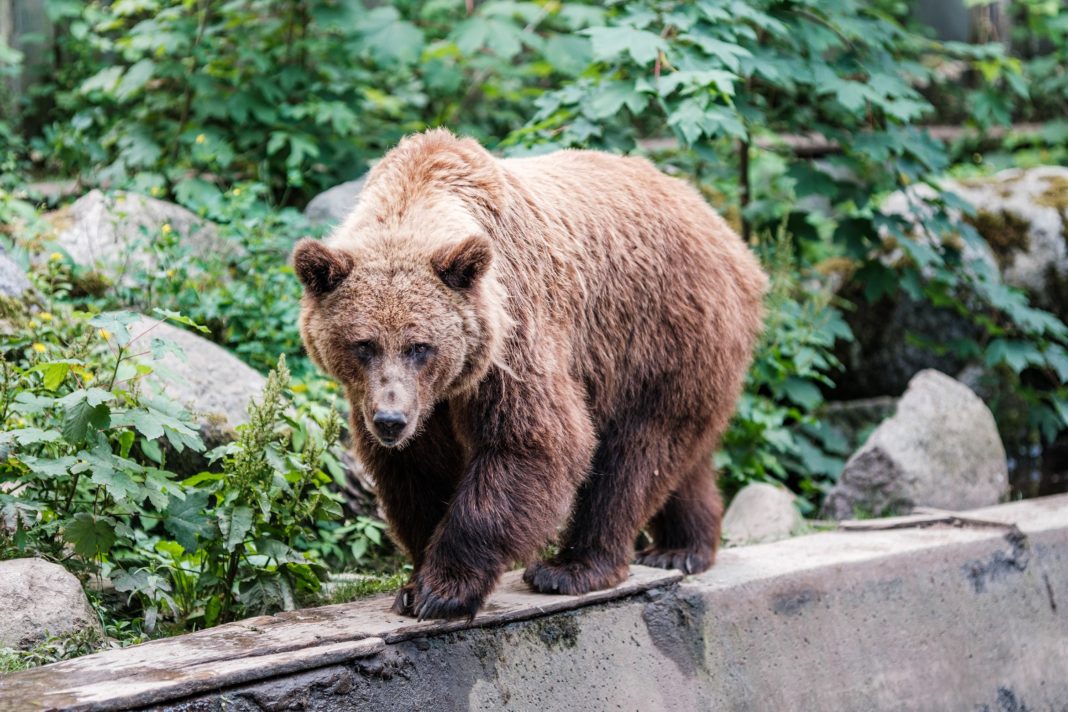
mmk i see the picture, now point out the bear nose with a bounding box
[372,410,407,441]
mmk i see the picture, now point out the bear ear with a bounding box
[292,239,354,296]
[431,235,493,290]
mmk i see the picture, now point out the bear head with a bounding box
[292,131,511,449]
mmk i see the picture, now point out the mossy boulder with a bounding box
[835,167,1068,398]
[951,166,1068,321]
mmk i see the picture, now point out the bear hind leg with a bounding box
[635,456,722,574]
[523,416,706,595]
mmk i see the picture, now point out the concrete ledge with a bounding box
[1,495,1066,711]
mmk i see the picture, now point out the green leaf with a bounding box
[143,468,182,510]
[544,35,592,76]
[357,6,425,65]
[985,339,1044,373]
[219,505,254,551]
[583,26,666,65]
[80,66,123,95]
[111,408,166,440]
[585,80,649,120]
[61,395,112,443]
[63,513,117,558]
[90,312,143,347]
[780,377,823,410]
[1,428,63,446]
[18,455,77,478]
[114,59,154,101]
[163,491,213,552]
[151,308,210,334]
[11,391,55,414]
[73,446,142,503]
[36,362,70,391]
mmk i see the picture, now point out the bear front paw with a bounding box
[408,569,489,621]
[523,557,628,596]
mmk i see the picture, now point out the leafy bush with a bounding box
[0,296,385,637]
[718,235,853,510]
[22,0,601,203]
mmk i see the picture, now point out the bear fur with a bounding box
[293,129,767,620]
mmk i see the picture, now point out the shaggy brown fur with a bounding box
[293,129,767,620]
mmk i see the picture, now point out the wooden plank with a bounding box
[0,565,681,712]
[7,638,386,712]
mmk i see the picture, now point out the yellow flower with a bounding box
[39,312,52,322]
[161,223,173,235]
[233,188,242,196]
[49,252,63,262]
[31,342,46,353]
[17,418,26,427]
[195,134,206,144]
[98,328,111,341]
[166,269,175,278]
[28,319,39,329]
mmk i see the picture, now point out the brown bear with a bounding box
[293,129,767,620]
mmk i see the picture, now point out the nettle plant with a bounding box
[507,0,1068,492]
[0,301,368,632]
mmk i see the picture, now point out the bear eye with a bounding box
[405,343,434,364]
[352,340,378,364]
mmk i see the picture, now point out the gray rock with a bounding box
[44,190,236,287]
[722,483,801,545]
[304,176,367,227]
[823,369,1008,519]
[0,250,32,299]
[947,166,1068,320]
[132,315,265,445]
[833,166,1068,399]
[0,558,102,649]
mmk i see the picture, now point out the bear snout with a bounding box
[371,409,408,446]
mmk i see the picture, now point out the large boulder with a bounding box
[836,167,1068,398]
[722,483,801,545]
[304,176,367,227]
[133,315,265,446]
[823,369,1009,519]
[0,250,32,299]
[949,166,1068,321]
[43,190,236,287]
[0,558,102,648]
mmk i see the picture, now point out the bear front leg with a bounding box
[352,405,463,616]
[410,376,595,620]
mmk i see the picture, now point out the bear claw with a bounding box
[635,547,714,575]
[391,582,417,616]
[412,583,480,621]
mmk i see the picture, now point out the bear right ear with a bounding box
[431,235,493,290]
[292,239,354,296]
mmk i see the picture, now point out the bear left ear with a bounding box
[431,235,493,290]
[292,238,354,296]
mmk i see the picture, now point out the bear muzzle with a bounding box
[371,409,409,446]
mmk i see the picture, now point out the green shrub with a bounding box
[0,296,387,637]
[22,0,599,203]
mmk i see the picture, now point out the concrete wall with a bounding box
[2,496,1066,712]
